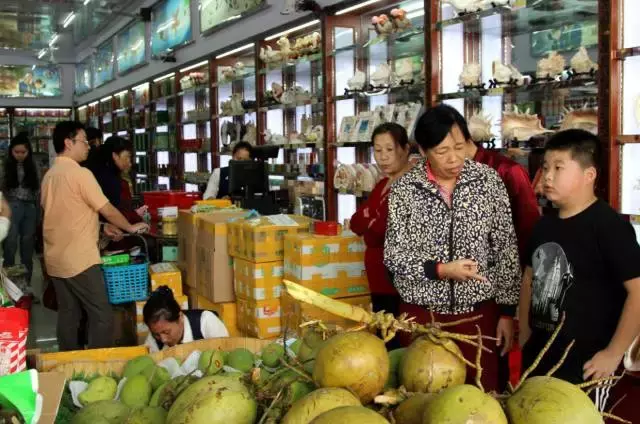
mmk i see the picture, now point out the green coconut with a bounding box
[392,393,433,424]
[309,406,390,423]
[261,342,286,368]
[422,384,508,424]
[281,388,361,424]
[505,376,603,424]
[167,375,246,422]
[400,336,466,393]
[71,400,130,424]
[385,348,406,389]
[313,331,389,403]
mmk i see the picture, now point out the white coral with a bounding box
[536,51,566,79]
[570,47,598,74]
[459,63,482,87]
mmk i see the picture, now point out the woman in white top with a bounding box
[143,286,229,353]
[203,142,253,200]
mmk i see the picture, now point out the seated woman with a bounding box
[383,104,521,392]
[143,286,229,352]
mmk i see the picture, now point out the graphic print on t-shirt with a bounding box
[531,242,575,331]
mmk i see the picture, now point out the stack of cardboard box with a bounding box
[228,215,312,339]
[282,231,371,333]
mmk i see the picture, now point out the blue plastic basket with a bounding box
[101,234,149,304]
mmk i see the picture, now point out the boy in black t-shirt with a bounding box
[518,130,640,392]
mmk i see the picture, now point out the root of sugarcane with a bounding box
[258,387,284,424]
[601,412,632,424]
[475,325,484,392]
[284,280,494,356]
[576,376,622,390]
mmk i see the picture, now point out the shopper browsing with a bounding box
[203,141,253,200]
[351,123,412,322]
[143,286,229,352]
[518,130,640,390]
[41,121,149,351]
[383,105,521,392]
[2,133,39,284]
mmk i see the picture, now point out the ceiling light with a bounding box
[215,43,254,59]
[180,60,208,73]
[63,12,76,28]
[88,101,99,106]
[49,34,59,47]
[78,105,87,111]
[101,95,112,102]
[37,49,47,59]
[114,90,128,97]
[265,20,319,41]
[84,0,91,5]
[153,72,175,82]
[335,0,382,15]
[132,82,149,91]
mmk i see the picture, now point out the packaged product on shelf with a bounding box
[284,232,369,298]
[236,298,282,339]
[191,295,241,337]
[196,211,246,303]
[149,263,183,297]
[281,291,372,335]
[234,258,284,301]
[228,214,312,263]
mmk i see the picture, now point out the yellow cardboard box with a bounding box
[150,263,183,296]
[237,298,281,339]
[281,292,372,335]
[228,215,312,263]
[234,258,283,301]
[283,233,369,298]
[192,295,241,337]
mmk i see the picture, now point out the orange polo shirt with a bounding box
[41,156,109,278]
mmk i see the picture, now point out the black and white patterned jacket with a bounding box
[384,158,521,315]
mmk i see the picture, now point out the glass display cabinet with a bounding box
[327,0,426,223]
[132,82,153,192]
[151,72,178,190]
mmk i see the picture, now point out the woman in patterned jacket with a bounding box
[383,104,521,392]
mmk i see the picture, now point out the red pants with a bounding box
[399,301,501,393]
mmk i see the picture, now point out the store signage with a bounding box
[94,40,115,88]
[200,0,266,35]
[0,65,62,98]
[118,21,147,75]
[151,0,193,57]
[75,58,92,96]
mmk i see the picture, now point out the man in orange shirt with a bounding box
[41,121,148,350]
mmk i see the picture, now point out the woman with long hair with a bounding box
[2,133,39,283]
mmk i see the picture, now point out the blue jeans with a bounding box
[3,199,37,282]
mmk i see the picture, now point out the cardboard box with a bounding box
[150,263,183,296]
[192,295,241,337]
[281,292,372,335]
[39,372,66,424]
[228,215,312,263]
[237,298,282,339]
[234,258,283,301]
[196,211,246,303]
[284,232,369,298]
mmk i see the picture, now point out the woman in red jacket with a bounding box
[351,122,412,319]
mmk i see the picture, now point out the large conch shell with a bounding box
[559,104,598,134]
[354,164,376,193]
[468,111,495,142]
[492,61,528,86]
[334,164,357,191]
[536,51,566,79]
[502,106,552,141]
[459,63,482,87]
[570,47,598,74]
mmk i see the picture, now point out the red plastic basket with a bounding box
[143,191,202,220]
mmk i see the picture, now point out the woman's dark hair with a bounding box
[233,141,253,156]
[52,120,85,154]
[4,133,39,192]
[85,127,103,143]
[143,285,182,325]
[96,136,133,172]
[371,122,410,148]
[414,104,472,150]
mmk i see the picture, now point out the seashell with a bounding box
[570,47,598,74]
[334,164,357,191]
[559,104,598,134]
[502,106,552,141]
[394,58,414,84]
[443,0,483,13]
[479,0,511,8]
[347,70,366,90]
[492,61,513,84]
[468,111,495,142]
[536,51,566,79]
[459,63,482,87]
[354,164,376,193]
[371,63,392,86]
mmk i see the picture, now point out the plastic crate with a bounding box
[103,261,149,304]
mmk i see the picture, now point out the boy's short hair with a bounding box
[544,129,602,173]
